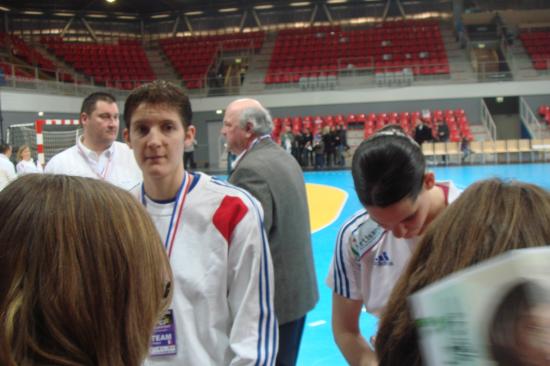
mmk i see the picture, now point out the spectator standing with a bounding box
[222,98,319,366]
[15,144,43,176]
[327,125,460,366]
[0,142,16,191]
[124,81,277,365]
[183,132,197,170]
[413,119,433,145]
[45,92,141,190]
[301,127,313,167]
[280,125,295,154]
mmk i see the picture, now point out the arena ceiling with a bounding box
[0,0,388,16]
[1,0,548,18]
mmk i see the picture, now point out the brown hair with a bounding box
[16,144,31,162]
[124,80,192,130]
[0,175,172,366]
[81,91,117,115]
[375,179,550,366]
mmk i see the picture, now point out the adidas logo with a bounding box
[374,251,394,266]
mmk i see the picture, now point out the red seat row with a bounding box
[520,31,550,70]
[267,20,449,85]
[272,108,472,142]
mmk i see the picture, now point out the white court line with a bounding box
[308,320,327,327]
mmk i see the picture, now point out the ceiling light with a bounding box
[23,10,44,15]
[290,2,311,7]
[117,15,137,20]
[218,7,239,13]
[254,4,274,9]
[87,13,108,18]
[327,0,348,3]
[38,111,44,116]
[106,0,116,3]
[151,13,171,19]
[184,11,203,16]
[0,6,10,11]
[216,109,223,114]
[54,12,74,17]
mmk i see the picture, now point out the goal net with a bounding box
[7,119,81,165]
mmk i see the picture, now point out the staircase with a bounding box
[144,43,181,84]
[240,32,276,94]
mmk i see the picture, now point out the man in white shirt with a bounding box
[45,92,141,190]
[0,142,16,191]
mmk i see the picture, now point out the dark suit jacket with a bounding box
[229,138,319,324]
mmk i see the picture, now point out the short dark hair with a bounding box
[124,80,192,130]
[0,141,11,154]
[351,125,425,207]
[80,92,117,115]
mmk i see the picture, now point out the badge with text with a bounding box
[350,218,386,261]
[150,309,177,356]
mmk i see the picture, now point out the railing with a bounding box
[480,99,497,140]
[0,56,549,98]
[519,96,544,138]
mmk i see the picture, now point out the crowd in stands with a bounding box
[274,117,349,169]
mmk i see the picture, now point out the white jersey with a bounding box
[0,153,16,191]
[44,139,141,190]
[16,159,43,176]
[327,181,461,317]
[134,173,278,366]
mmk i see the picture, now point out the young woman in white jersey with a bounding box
[123,81,277,366]
[328,125,460,366]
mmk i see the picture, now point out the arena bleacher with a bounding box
[0,0,549,170]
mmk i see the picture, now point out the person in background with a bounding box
[124,81,277,365]
[222,98,319,366]
[327,125,460,366]
[375,179,550,366]
[0,141,16,191]
[413,118,433,145]
[280,125,294,155]
[45,91,141,190]
[15,144,42,176]
[183,129,197,170]
[0,174,172,366]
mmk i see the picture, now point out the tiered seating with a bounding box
[266,20,449,86]
[160,32,264,89]
[41,36,155,89]
[0,34,50,79]
[519,31,550,70]
[271,108,472,142]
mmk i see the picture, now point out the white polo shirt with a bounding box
[45,137,141,190]
[0,153,16,191]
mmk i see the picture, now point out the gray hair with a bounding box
[239,106,273,136]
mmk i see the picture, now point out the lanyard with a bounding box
[77,143,113,180]
[141,172,192,258]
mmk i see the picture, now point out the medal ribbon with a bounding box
[141,171,192,258]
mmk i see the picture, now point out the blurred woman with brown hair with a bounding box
[0,174,172,366]
[375,179,550,366]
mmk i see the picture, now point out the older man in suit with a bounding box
[222,98,319,366]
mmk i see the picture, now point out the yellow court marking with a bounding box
[306,183,348,233]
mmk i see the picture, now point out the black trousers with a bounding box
[276,316,306,366]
